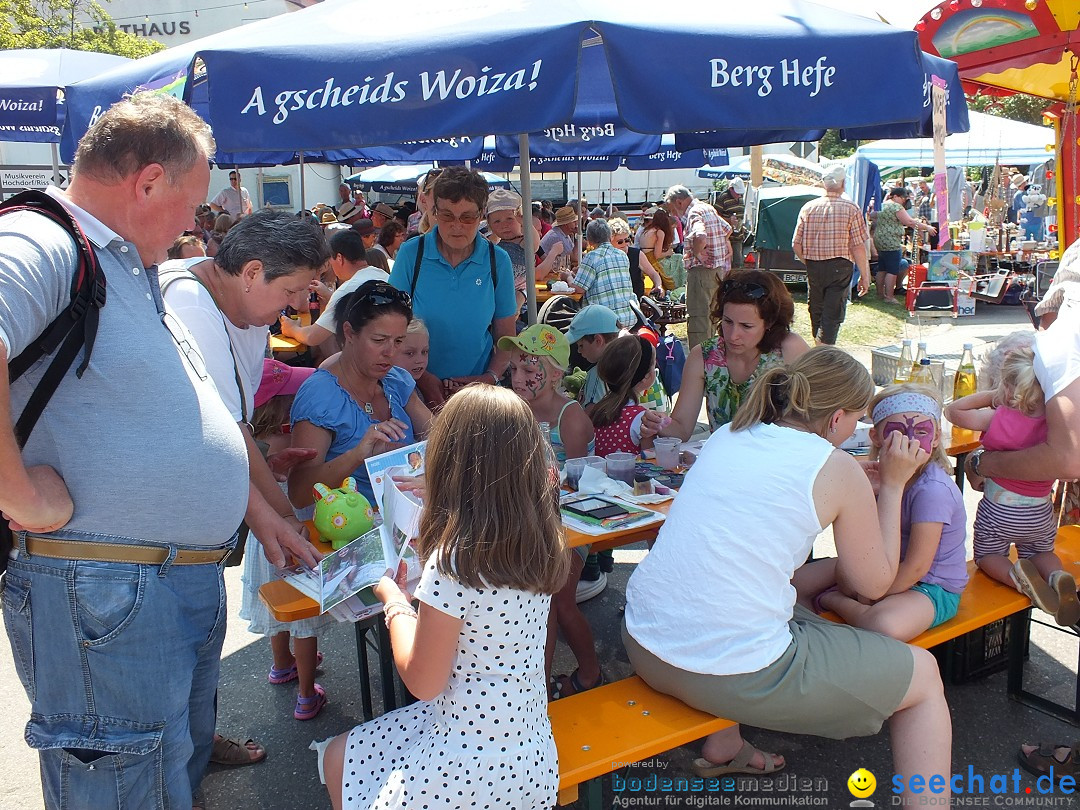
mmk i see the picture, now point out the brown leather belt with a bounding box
[25,536,230,566]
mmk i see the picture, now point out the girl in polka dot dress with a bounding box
[318,385,569,810]
[591,335,667,457]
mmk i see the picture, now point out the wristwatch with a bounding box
[969,448,985,477]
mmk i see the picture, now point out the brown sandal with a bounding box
[210,734,266,766]
[1018,743,1080,779]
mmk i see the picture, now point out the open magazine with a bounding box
[279,441,427,620]
[559,493,664,536]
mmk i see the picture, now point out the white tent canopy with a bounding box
[854,111,1054,168]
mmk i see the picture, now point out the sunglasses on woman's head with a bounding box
[353,282,412,310]
[722,279,767,300]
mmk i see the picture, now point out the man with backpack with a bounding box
[0,95,305,809]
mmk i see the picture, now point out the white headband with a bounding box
[871,392,941,424]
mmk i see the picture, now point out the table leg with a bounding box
[953,452,967,493]
[353,621,374,722]
[376,620,398,712]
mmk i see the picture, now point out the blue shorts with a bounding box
[877,250,902,275]
[911,582,962,627]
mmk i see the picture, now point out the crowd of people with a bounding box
[4,93,1080,810]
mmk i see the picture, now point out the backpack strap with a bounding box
[2,189,107,445]
[410,236,425,298]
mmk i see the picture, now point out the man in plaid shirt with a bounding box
[792,166,870,345]
[565,218,635,327]
[665,185,732,348]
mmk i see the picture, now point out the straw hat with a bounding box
[554,206,577,226]
[320,211,337,224]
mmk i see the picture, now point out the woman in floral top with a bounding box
[660,270,809,437]
[872,187,936,304]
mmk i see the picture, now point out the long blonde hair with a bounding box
[416,385,568,593]
[994,345,1044,417]
[731,346,873,435]
[868,383,951,473]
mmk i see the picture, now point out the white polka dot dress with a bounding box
[340,558,558,809]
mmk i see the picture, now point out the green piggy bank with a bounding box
[312,477,374,550]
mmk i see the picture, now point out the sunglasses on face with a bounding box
[434,207,482,226]
[722,279,767,300]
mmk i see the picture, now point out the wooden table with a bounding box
[945,426,981,492]
[259,499,669,717]
[535,284,583,304]
[269,334,305,354]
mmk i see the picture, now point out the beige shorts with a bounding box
[622,606,914,739]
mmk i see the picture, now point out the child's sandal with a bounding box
[269,651,325,685]
[294,684,327,721]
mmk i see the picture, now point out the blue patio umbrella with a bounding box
[346,164,510,194]
[63,0,934,158]
[0,49,129,143]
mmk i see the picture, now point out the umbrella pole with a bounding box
[50,143,61,187]
[298,154,306,211]
[577,171,584,261]
[520,134,538,326]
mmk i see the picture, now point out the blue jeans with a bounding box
[2,542,229,809]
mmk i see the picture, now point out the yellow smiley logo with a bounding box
[847,768,876,798]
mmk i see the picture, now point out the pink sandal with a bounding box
[294,683,327,721]
[269,652,324,685]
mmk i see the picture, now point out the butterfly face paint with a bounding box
[509,352,547,401]
[881,414,937,454]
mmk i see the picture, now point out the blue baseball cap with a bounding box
[566,304,620,344]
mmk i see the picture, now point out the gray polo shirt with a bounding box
[0,189,248,546]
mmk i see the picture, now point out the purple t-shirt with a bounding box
[900,463,969,593]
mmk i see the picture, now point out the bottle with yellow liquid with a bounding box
[910,342,928,379]
[893,339,913,384]
[952,343,977,401]
[910,358,935,386]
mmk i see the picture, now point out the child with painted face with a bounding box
[397,318,445,411]
[796,384,968,641]
[945,345,1079,626]
[498,324,602,700]
[498,324,595,463]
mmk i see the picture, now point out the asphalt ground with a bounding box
[4,301,1080,810]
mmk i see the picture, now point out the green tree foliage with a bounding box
[818,128,857,159]
[967,91,1050,127]
[0,0,164,58]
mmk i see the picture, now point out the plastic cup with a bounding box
[606,452,637,486]
[564,458,587,491]
[653,437,682,470]
[582,455,606,474]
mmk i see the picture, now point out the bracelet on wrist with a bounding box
[486,371,500,384]
[384,602,418,629]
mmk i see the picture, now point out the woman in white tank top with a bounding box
[623,347,953,803]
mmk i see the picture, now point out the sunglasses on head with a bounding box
[722,279,767,300]
[352,282,412,311]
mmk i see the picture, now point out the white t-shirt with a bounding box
[211,186,252,218]
[1035,291,1080,400]
[314,267,391,333]
[624,422,833,675]
[160,258,268,422]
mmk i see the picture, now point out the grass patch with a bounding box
[666,288,909,352]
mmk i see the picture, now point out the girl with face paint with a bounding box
[945,346,1079,627]
[798,384,968,642]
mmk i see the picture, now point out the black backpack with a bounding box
[0,189,107,574]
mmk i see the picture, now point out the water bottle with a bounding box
[893,340,913,384]
[910,342,928,378]
[910,358,935,386]
[538,421,552,447]
[952,343,977,401]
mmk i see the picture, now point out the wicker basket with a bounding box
[871,347,947,400]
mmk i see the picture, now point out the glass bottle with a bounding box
[893,340,913,384]
[910,358,935,386]
[910,342,928,378]
[953,343,977,401]
[308,290,321,321]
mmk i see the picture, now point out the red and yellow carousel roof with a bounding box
[916,0,1080,101]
